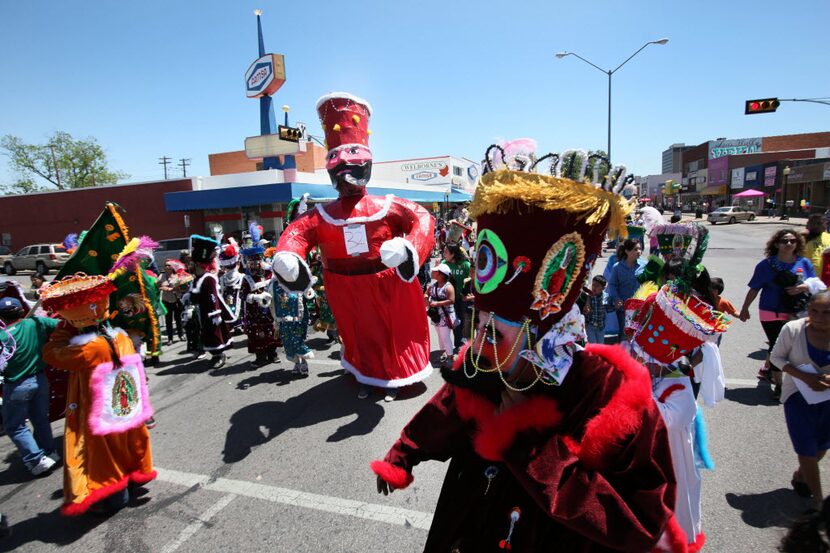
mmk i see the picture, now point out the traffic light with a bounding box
[745,98,780,115]
[278,125,302,142]
[663,180,680,195]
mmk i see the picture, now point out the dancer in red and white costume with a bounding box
[273,92,435,400]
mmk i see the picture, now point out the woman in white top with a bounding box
[770,290,830,512]
[426,263,457,364]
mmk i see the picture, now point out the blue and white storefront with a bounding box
[163,169,471,240]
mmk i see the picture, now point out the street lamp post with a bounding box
[781,166,791,220]
[556,39,669,165]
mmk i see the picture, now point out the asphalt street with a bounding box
[0,216,825,552]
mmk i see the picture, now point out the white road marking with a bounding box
[724,378,763,388]
[155,467,434,530]
[160,492,237,553]
[309,358,343,367]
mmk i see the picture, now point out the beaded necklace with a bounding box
[462,310,558,392]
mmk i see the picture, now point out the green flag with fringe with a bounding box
[56,203,162,353]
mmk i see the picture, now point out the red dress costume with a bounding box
[274,93,435,388]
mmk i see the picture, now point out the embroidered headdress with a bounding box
[469,142,631,330]
[40,273,116,328]
[462,140,631,387]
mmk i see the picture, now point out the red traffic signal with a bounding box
[745,98,780,114]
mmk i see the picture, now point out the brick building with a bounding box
[656,131,830,210]
[208,142,327,176]
[0,178,202,250]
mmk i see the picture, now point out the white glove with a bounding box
[211,315,222,326]
[273,252,300,281]
[380,237,409,268]
[246,294,255,304]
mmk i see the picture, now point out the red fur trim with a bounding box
[651,514,689,553]
[60,469,157,516]
[688,533,705,553]
[657,384,686,404]
[452,343,651,465]
[455,386,497,423]
[577,344,653,470]
[473,396,562,461]
[370,460,413,490]
[562,435,581,456]
[131,469,157,485]
[451,343,471,370]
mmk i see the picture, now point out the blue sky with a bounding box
[1,0,828,186]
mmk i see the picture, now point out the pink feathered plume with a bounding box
[109,236,160,274]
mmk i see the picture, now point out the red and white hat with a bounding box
[218,239,240,267]
[629,284,730,364]
[316,92,372,154]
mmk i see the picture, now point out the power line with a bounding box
[178,158,191,178]
[159,156,172,179]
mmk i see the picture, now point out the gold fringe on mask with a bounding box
[469,170,632,239]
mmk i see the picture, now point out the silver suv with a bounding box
[154,237,191,266]
[4,243,69,275]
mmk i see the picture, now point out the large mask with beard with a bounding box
[326,144,373,195]
[457,141,632,392]
[316,93,373,197]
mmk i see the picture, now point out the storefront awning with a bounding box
[701,185,727,196]
[164,182,472,212]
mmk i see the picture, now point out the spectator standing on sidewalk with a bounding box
[607,239,646,341]
[0,297,60,476]
[442,244,470,354]
[804,214,830,278]
[583,275,611,344]
[740,229,820,399]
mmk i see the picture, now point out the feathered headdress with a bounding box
[109,236,159,277]
[248,221,262,244]
[63,233,79,255]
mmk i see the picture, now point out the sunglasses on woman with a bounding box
[779,238,798,245]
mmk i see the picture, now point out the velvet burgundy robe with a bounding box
[372,344,683,552]
[189,273,234,353]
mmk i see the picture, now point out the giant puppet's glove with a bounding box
[272,252,314,294]
[380,237,419,283]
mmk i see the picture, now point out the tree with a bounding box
[1,131,128,194]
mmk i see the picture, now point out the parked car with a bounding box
[3,243,69,275]
[707,206,756,225]
[154,237,191,266]
[0,245,12,269]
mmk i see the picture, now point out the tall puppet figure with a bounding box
[273,92,435,400]
[372,143,684,551]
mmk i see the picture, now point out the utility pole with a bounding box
[159,156,172,179]
[178,158,191,178]
[49,144,61,188]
